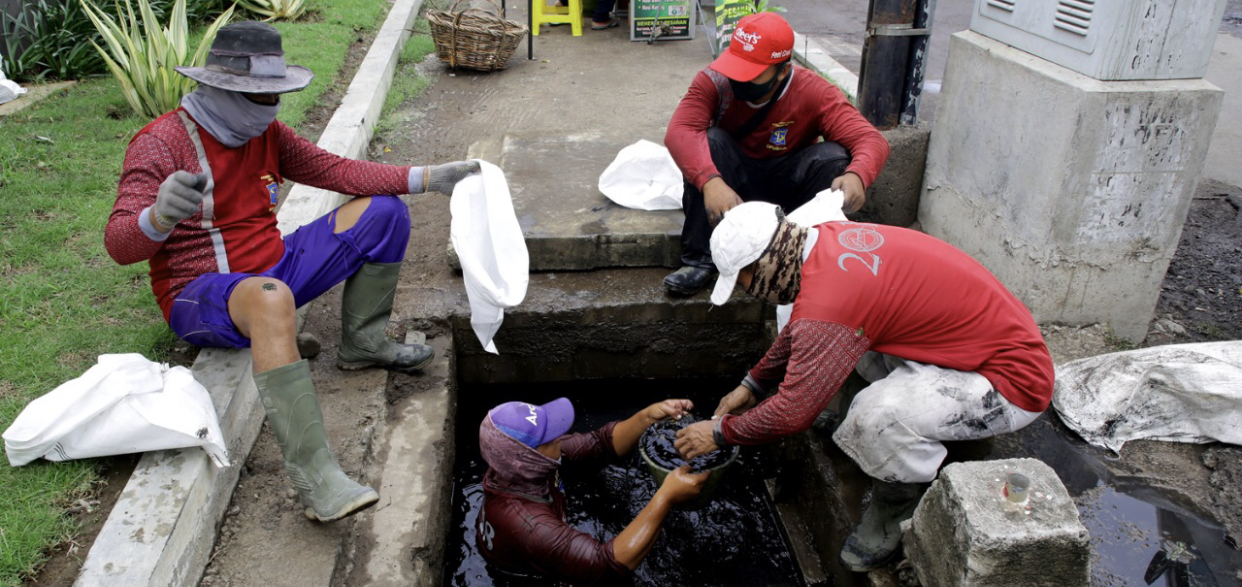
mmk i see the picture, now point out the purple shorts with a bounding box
[169,195,410,349]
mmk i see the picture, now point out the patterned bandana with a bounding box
[745,217,808,305]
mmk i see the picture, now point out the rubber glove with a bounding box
[426,160,481,194]
[153,171,209,229]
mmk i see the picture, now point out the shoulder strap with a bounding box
[704,68,732,128]
[733,71,791,139]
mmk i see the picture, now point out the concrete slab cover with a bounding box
[469,131,685,270]
[904,458,1090,587]
[920,31,1223,342]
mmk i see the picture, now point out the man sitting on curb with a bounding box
[673,202,1054,571]
[662,12,890,296]
[477,398,709,585]
[104,21,479,522]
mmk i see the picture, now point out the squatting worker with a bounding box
[477,398,710,585]
[673,203,1054,572]
[662,12,890,296]
[103,21,480,522]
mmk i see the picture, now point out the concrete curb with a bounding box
[793,32,859,100]
[72,0,424,583]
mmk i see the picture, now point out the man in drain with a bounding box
[104,22,479,522]
[661,12,890,296]
[673,202,1055,572]
[477,397,710,584]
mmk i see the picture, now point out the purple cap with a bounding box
[488,398,575,449]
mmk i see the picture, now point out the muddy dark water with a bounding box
[641,416,737,472]
[444,379,806,587]
[989,417,1242,586]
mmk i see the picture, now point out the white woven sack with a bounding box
[1052,341,1242,453]
[3,354,230,467]
[597,140,683,211]
[450,159,530,354]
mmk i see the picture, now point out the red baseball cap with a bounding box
[710,12,795,82]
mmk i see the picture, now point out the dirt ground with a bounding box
[28,24,1242,587]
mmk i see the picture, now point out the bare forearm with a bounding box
[612,493,672,570]
[611,411,656,457]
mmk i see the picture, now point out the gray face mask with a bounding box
[181,84,280,148]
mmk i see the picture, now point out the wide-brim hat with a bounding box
[175,21,313,94]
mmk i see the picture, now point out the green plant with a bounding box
[80,0,235,118]
[747,0,785,13]
[1103,332,1138,352]
[0,0,111,82]
[236,0,306,22]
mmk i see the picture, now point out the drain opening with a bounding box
[443,378,820,587]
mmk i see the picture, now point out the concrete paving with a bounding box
[468,131,684,270]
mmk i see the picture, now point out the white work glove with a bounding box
[153,171,209,229]
[426,160,481,194]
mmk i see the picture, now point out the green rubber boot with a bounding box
[254,360,379,522]
[839,480,924,572]
[336,262,434,372]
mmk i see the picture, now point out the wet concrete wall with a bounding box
[857,125,931,228]
[921,31,1223,342]
[453,269,773,385]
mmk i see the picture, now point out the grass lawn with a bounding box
[0,0,417,583]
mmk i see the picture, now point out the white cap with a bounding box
[709,202,782,305]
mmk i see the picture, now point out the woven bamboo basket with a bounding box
[427,0,527,72]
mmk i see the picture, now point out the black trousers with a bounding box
[680,127,852,268]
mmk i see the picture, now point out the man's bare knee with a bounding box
[333,196,372,234]
[230,278,296,336]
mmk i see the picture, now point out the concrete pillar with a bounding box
[902,458,1090,587]
[919,31,1223,341]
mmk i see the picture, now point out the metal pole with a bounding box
[856,0,933,129]
[528,0,534,60]
[899,0,936,125]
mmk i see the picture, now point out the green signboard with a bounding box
[630,0,695,42]
[714,0,753,54]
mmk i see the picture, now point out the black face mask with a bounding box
[729,66,787,102]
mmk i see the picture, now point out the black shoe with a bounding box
[663,266,717,295]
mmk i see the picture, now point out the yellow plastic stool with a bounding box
[531,0,583,36]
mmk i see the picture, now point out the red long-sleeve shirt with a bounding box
[664,65,890,191]
[104,109,412,320]
[721,223,1054,446]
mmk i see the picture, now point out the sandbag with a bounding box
[597,140,683,211]
[1052,342,1242,453]
[4,354,230,467]
[450,159,530,354]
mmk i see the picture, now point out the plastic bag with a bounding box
[1052,342,1242,453]
[450,160,530,354]
[0,70,26,105]
[777,188,850,332]
[597,140,683,211]
[3,354,230,467]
